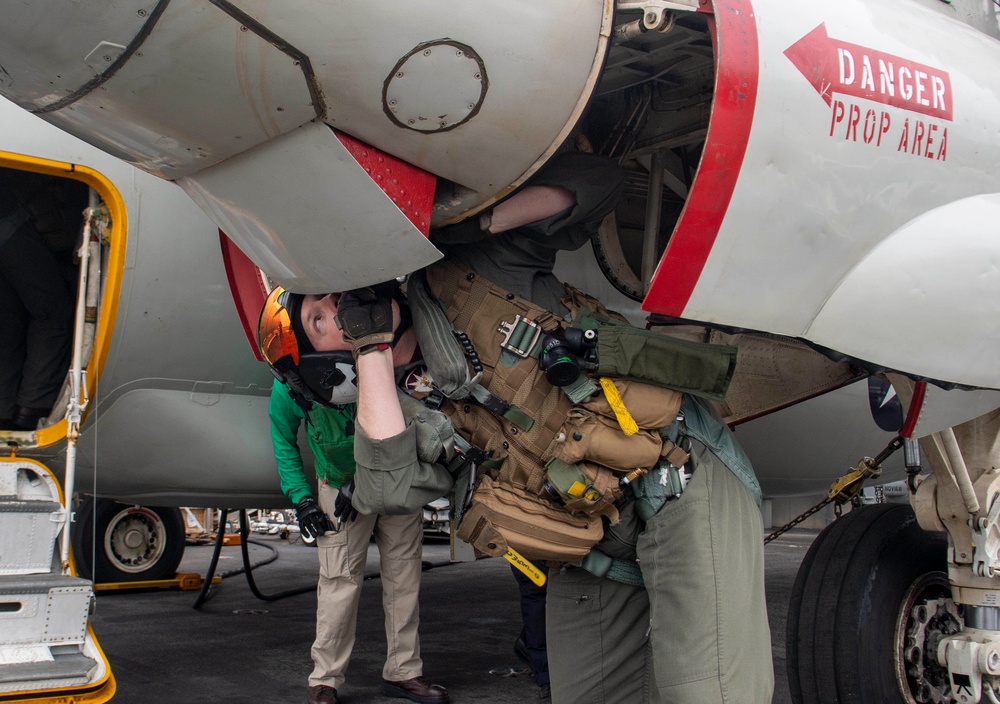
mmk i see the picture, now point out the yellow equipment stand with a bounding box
[94,572,222,592]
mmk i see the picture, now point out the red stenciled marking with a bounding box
[334,131,436,236]
[785,24,953,121]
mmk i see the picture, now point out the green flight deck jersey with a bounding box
[268,381,356,504]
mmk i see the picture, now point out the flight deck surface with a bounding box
[90,530,814,703]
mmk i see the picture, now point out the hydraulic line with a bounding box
[193,508,316,609]
[192,507,231,610]
[236,509,316,602]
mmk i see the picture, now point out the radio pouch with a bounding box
[544,458,622,522]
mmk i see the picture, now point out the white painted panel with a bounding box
[679,0,1000,387]
[808,194,1000,389]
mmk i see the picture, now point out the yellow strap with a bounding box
[503,546,547,586]
[599,377,639,436]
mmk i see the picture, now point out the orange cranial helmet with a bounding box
[257,287,357,407]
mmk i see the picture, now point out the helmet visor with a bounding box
[257,287,300,367]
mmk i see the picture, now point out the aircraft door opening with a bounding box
[0,158,124,450]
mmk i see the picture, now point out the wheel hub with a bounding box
[104,508,166,574]
[896,572,961,704]
[123,527,144,550]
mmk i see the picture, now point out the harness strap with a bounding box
[661,438,691,468]
[577,548,645,587]
[562,374,599,404]
[599,377,639,436]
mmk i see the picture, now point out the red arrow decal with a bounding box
[785,23,953,121]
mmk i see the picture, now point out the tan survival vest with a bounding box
[423,260,690,563]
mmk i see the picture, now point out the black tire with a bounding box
[787,504,950,704]
[786,520,833,704]
[72,497,186,583]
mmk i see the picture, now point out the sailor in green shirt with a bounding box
[267,378,434,704]
[268,381,355,504]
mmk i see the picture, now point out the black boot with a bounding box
[12,407,48,430]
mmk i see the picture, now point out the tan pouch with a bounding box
[456,475,603,563]
[553,409,662,472]
[581,378,683,430]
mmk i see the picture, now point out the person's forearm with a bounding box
[487,185,574,234]
[356,348,405,439]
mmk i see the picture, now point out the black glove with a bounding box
[333,479,359,524]
[335,286,395,356]
[429,211,492,246]
[296,496,335,540]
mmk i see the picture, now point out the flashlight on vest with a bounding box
[538,327,598,386]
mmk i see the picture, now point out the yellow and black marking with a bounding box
[503,546,546,587]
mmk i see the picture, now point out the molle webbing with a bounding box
[425,260,575,496]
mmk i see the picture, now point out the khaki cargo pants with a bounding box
[309,482,424,689]
[546,439,774,703]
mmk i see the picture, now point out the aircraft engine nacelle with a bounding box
[0,0,998,393]
[0,0,613,290]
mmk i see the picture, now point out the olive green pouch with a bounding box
[544,458,622,521]
[576,311,737,401]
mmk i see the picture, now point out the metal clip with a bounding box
[497,315,542,358]
[422,389,444,411]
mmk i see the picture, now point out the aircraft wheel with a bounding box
[73,497,186,583]
[787,503,950,704]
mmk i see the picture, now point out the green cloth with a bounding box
[268,382,356,504]
[351,381,456,516]
[594,324,737,402]
[547,440,774,704]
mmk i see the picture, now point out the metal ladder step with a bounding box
[0,652,97,686]
[0,461,65,576]
[0,574,93,649]
[0,459,113,700]
[0,499,64,575]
